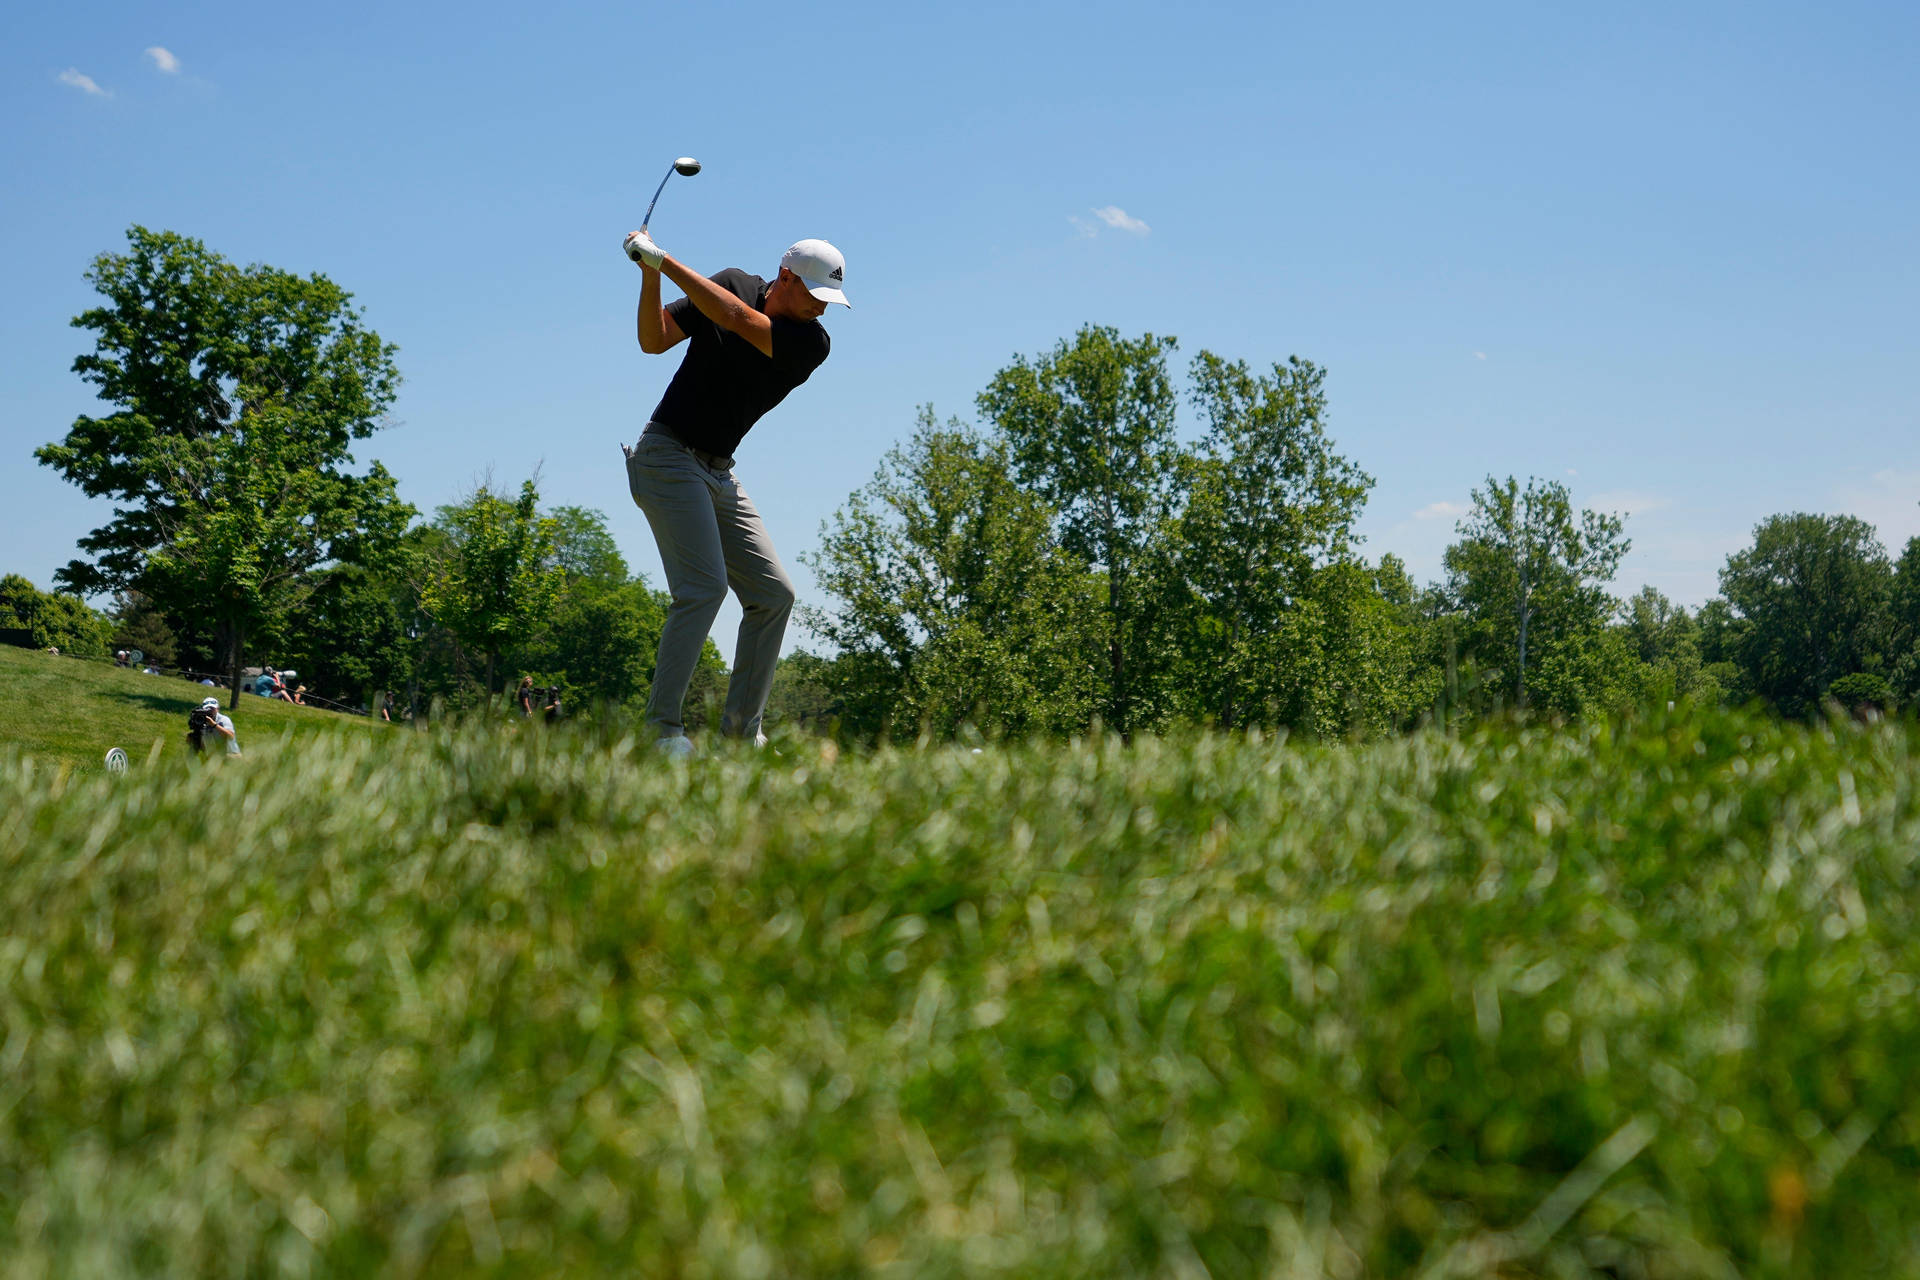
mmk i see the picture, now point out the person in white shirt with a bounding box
[189,696,241,757]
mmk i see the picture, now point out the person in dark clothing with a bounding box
[620,230,849,755]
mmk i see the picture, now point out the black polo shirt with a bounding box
[649,268,830,458]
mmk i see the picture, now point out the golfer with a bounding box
[621,229,849,754]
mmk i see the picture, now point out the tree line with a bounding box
[800,327,1919,739]
[22,227,1920,734]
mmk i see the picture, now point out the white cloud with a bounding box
[58,68,109,96]
[1473,351,1487,360]
[145,46,180,73]
[1067,214,1099,239]
[1091,205,1150,235]
[1414,500,1469,522]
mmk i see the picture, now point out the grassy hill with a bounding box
[0,642,385,773]
[2,691,1917,1275]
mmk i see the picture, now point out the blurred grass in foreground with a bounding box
[2,709,1917,1277]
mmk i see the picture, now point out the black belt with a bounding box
[644,423,733,471]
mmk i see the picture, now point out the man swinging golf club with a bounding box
[621,224,849,755]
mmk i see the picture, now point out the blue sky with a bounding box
[6,1,1916,656]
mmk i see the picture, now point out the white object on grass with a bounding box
[104,747,128,774]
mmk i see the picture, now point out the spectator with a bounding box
[543,686,563,724]
[517,675,535,716]
[115,649,130,667]
[380,691,395,722]
[292,684,307,705]
[187,696,241,758]
[198,676,217,687]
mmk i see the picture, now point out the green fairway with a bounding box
[2,710,1917,1276]
[0,643,384,773]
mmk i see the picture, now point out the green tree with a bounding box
[1889,536,1920,706]
[422,479,566,709]
[1170,353,1374,730]
[35,226,410,706]
[108,590,179,668]
[977,326,1180,735]
[1826,671,1893,715]
[764,651,841,736]
[1443,477,1629,715]
[1300,555,1441,737]
[1619,586,1721,705]
[283,555,417,710]
[804,409,1105,741]
[1718,513,1893,716]
[0,575,115,658]
[548,505,630,586]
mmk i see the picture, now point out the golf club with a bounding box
[640,156,701,235]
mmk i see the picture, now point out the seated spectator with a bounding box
[115,649,130,667]
[292,684,307,705]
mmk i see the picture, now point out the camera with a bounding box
[186,704,217,753]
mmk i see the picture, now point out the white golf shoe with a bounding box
[655,735,694,760]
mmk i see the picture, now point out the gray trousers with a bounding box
[625,427,795,740]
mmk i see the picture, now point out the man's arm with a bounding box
[656,255,775,358]
[636,262,687,354]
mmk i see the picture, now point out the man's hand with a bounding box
[624,231,664,269]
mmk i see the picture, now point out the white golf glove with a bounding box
[624,230,664,269]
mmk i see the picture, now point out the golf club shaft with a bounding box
[640,162,678,234]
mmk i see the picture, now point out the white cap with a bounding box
[201,697,220,710]
[780,239,851,308]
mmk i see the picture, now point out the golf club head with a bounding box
[673,157,702,176]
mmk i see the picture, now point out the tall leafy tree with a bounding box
[1718,513,1893,715]
[803,409,1105,740]
[1172,353,1374,730]
[1890,536,1920,705]
[35,226,410,705]
[548,505,631,586]
[422,479,566,708]
[977,326,1180,735]
[1444,477,1628,714]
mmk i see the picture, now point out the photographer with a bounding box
[187,696,241,757]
